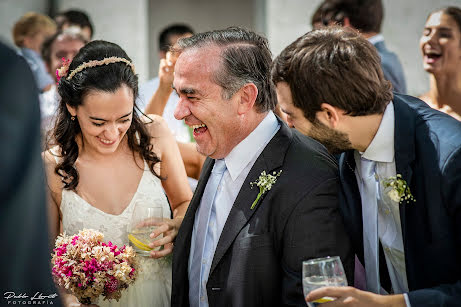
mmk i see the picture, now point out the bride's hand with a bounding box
[148,217,183,258]
[63,293,99,307]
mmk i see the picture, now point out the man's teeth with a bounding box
[191,124,207,130]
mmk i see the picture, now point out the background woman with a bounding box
[419,6,461,120]
[43,40,192,306]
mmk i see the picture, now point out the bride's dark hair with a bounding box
[50,40,160,190]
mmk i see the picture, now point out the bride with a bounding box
[43,40,192,306]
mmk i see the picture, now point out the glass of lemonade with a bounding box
[127,201,163,256]
[302,256,347,306]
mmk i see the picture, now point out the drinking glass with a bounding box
[302,256,348,306]
[127,201,163,256]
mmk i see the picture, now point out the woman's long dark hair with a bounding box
[49,40,161,190]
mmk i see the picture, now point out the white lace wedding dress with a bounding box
[60,161,172,307]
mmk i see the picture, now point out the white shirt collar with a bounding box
[361,101,395,163]
[224,111,278,181]
[368,34,384,45]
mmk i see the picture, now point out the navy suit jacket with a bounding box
[0,42,61,305]
[374,40,407,94]
[339,94,461,306]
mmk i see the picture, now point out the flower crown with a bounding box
[56,56,136,82]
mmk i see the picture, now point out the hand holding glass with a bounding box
[127,203,163,256]
[303,256,348,306]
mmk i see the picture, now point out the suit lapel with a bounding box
[209,122,292,275]
[393,96,416,244]
[338,150,364,261]
[174,158,213,271]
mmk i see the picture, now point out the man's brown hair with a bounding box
[272,26,392,121]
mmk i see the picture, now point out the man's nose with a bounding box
[174,97,191,120]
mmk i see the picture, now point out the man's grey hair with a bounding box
[176,27,276,112]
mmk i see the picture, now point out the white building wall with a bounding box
[0,0,48,48]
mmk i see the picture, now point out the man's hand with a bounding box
[148,217,183,258]
[158,51,177,90]
[305,287,406,307]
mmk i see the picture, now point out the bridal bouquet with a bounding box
[51,229,138,304]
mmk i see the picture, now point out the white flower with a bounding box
[250,170,282,209]
[382,174,415,204]
[387,189,401,203]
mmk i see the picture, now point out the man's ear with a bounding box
[316,103,341,128]
[237,83,258,115]
[342,16,352,28]
[66,104,77,117]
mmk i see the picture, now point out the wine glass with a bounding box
[127,201,163,256]
[302,256,348,306]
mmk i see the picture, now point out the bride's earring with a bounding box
[71,116,76,121]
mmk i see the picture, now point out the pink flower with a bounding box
[54,243,68,256]
[104,277,119,294]
[71,235,79,245]
[51,229,138,303]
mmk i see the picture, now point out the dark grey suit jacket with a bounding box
[374,40,407,94]
[172,120,354,306]
[0,42,61,305]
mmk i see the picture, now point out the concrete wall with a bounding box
[0,0,48,47]
[266,0,461,96]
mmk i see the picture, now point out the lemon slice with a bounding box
[128,234,152,251]
[312,297,335,303]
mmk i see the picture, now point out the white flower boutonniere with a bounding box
[250,170,282,210]
[382,174,415,204]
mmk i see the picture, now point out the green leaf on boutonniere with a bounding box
[250,170,282,210]
[382,174,415,204]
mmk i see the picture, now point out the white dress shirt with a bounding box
[354,102,411,305]
[188,111,280,306]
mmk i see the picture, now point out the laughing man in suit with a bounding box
[272,26,461,306]
[171,27,354,306]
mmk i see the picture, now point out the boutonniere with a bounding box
[250,170,282,209]
[382,174,415,204]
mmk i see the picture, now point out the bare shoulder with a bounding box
[42,146,58,171]
[142,114,173,139]
[42,146,63,196]
[418,92,433,106]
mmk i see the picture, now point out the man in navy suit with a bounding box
[0,41,61,306]
[272,27,461,306]
[319,0,407,94]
